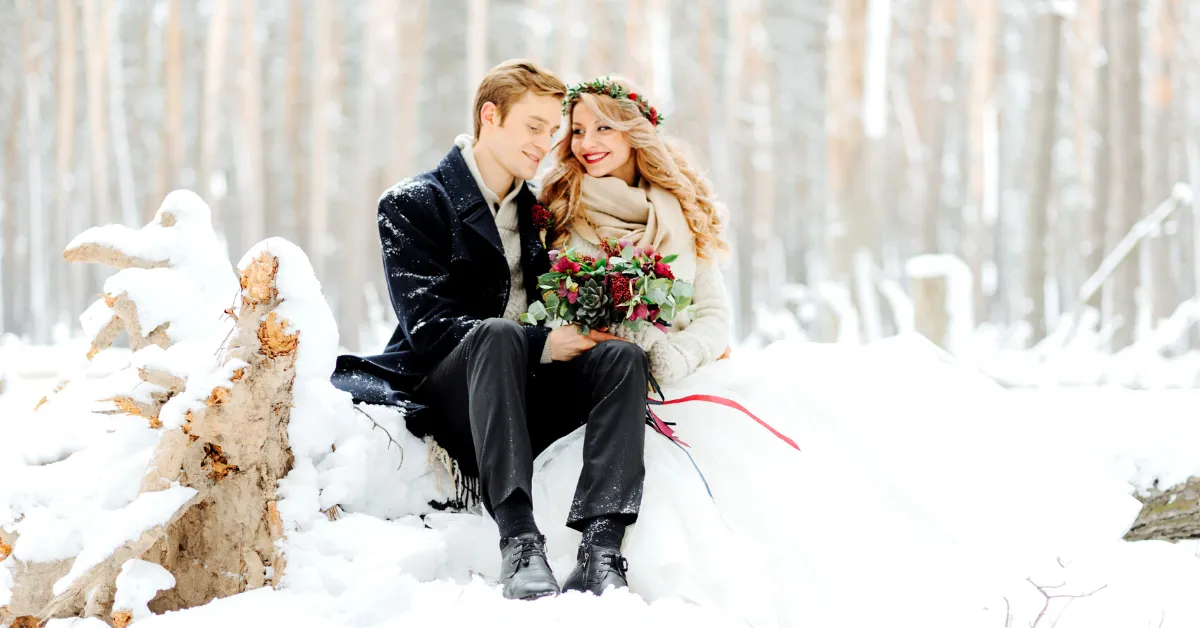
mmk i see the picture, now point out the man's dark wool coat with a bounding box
[331,144,552,475]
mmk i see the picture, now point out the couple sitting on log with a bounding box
[334,59,787,601]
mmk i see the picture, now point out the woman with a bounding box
[539,76,732,385]
[530,77,795,626]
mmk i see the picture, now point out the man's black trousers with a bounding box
[416,318,648,529]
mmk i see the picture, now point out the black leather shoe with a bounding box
[499,533,560,600]
[562,544,629,595]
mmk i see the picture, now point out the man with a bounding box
[332,60,647,600]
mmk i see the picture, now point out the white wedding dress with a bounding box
[524,335,1121,628]
[529,350,809,628]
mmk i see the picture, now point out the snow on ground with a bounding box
[4,331,1200,627]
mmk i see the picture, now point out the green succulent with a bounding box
[575,278,612,332]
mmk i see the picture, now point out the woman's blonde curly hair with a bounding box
[539,76,729,260]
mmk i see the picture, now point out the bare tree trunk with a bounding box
[920,0,956,254]
[106,0,137,227]
[555,0,582,82]
[1024,7,1063,345]
[56,0,79,331]
[624,0,646,85]
[966,0,999,325]
[281,1,305,241]
[1087,0,1111,313]
[237,0,265,250]
[1106,0,1144,350]
[722,0,752,338]
[1178,1,1198,349]
[199,0,230,230]
[465,0,488,133]
[158,0,182,204]
[746,0,776,317]
[21,0,48,343]
[906,0,930,258]
[826,0,870,341]
[83,0,111,226]
[585,0,618,81]
[308,0,332,278]
[346,0,393,351]
[390,0,427,183]
[1148,0,1181,326]
[523,0,547,63]
[2,33,23,337]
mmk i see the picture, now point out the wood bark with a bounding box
[7,208,306,623]
[1126,477,1200,542]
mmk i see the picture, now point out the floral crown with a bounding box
[563,77,665,127]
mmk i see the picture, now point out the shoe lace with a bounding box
[510,537,547,571]
[596,550,629,578]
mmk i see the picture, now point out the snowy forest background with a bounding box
[2,0,1198,386]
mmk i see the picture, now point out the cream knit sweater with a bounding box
[562,180,732,384]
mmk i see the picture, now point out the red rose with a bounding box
[654,262,674,279]
[628,93,639,101]
[553,257,581,273]
[531,204,552,230]
[607,273,633,306]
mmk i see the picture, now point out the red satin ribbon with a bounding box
[647,394,800,452]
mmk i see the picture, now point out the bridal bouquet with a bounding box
[520,239,694,334]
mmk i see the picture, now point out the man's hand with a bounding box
[548,326,629,361]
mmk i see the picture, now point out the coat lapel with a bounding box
[436,146,503,255]
[515,184,550,297]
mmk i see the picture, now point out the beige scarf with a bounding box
[573,175,697,281]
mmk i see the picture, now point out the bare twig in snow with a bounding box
[1026,577,1109,628]
[353,405,404,469]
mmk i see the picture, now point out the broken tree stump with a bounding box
[7,196,325,625]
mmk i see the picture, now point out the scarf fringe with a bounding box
[426,440,480,512]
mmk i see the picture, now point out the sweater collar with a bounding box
[455,134,523,213]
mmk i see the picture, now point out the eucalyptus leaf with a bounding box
[671,280,694,298]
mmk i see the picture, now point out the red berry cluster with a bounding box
[607,273,633,306]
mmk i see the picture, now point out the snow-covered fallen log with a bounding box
[1,193,340,625]
[1125,477,1200,542]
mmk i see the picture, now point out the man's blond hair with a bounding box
[473,59,567,139]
